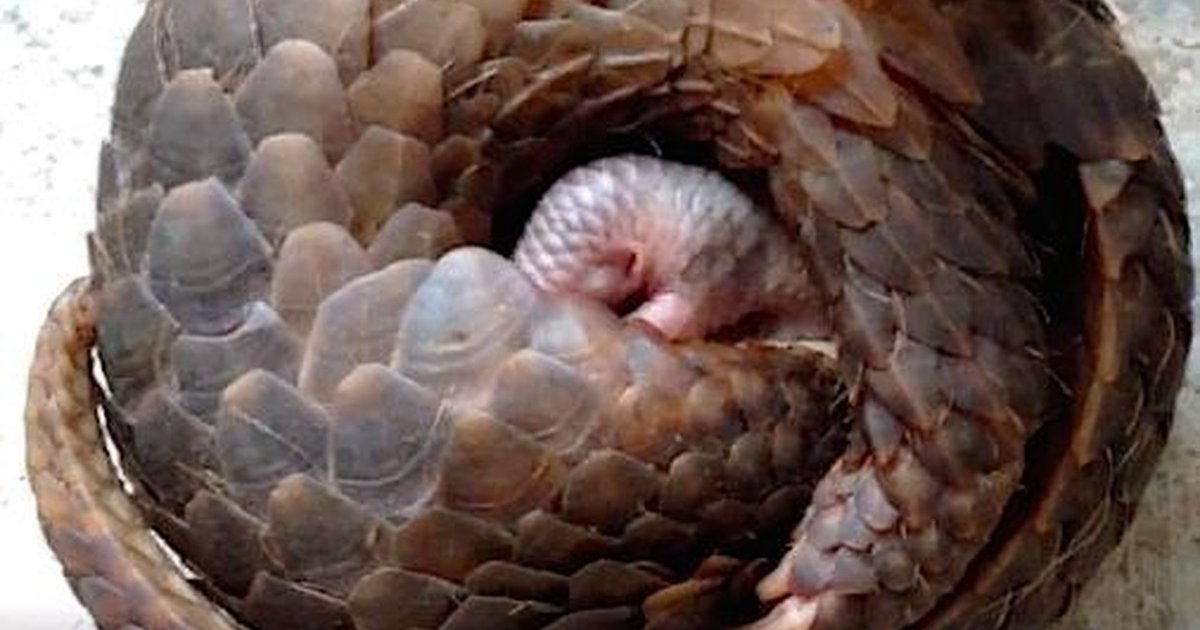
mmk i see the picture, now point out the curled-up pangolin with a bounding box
[24,0,1192,628]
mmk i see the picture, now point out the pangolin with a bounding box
[24,1,1191,629]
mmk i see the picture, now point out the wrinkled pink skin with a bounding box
[514,155,824,341]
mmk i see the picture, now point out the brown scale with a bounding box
[25,0,1191,629]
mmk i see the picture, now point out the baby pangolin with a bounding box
[515,155,826,342]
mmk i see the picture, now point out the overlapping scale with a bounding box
[704,0,839,75]
[184,491,275,596]
[568,560,668,610]
[92,185,162,278]
[566,4,678,93]
[367,203,462,265]
[561,450,658,533]
[849,0,981,106]
[270,222,372,338]
[345,52,444,145]
[261,473,385,592]
[215,369,330,511]
[742,88,838,170]
[465,561,568,604]
[446,57,532,137]
[122,387,215,510]
[946,0,1160,166]
[387,507,515,581]
[393,247,540,402]
[238,133,353,246]
[526,294,627,383]
[234,40,357,161]
[439,596,561,629]
[373,0,488,77]
[242,571,352,629]
[146,178,272,334]
[335,125,437,240]
[437,409,567,522]
[95,277,179,407]
[159,0,260,82]
[347,567,465,630]
[513,510,617,573]
[545,608,639,630]
[171,303,300,417]
[849,91,933,160]
[490,53,594,140]
[110,9,165,154]
[486,349,602,458]
[797,2,898,127]
[300,260,433,402]
[460,0,529,55]
[253,0,371,82]
[148,70,253,188]
[330,364,448,520]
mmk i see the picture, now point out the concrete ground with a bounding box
[0,0,1195,628]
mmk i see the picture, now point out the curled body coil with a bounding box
[25,1,1191,629]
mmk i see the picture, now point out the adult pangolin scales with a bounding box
[24,1,1192,629]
